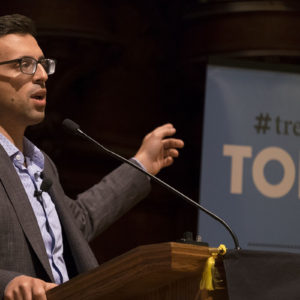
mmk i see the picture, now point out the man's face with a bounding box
[0,33,48,131]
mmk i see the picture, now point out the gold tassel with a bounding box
[200,255,216,291]
[200,244,227,291]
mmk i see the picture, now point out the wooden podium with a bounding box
[46,242,228,300]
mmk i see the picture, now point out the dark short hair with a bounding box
[0,14,36,37]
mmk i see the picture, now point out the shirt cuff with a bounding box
[131,157,148,172]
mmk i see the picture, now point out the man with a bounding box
[0,14,184,300]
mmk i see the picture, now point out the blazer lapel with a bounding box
[0,146,54,282]
[43,157,99,274]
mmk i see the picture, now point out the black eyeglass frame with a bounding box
[0,56,56,75]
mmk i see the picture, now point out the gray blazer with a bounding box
[0,145,151,297]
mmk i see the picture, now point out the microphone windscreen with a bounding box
[62,119,80,134]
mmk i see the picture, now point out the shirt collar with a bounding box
[0,133,44,170]
[0,133,19,158]
[23,137,44,170]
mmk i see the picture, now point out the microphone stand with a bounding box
[63,119,241,250]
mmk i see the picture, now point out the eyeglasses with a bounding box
[0,56,56,75]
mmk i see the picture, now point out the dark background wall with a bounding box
[2,0,300,263]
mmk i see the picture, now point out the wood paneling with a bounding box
[2,0,300,263]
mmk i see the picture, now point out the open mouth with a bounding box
[30,90,46,101]
[32,95,44,100]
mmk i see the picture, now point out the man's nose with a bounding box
[33,63,48,83]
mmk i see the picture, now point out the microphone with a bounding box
[34,174,53,197]
[62,118,241,250]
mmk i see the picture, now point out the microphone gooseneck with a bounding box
[62,118,241,250]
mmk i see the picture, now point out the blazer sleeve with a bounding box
[0,270,23,300]
[45,155,151,242]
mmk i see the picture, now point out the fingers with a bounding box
[164,148,179,158]
[163,138,184,149]
[4,276,57,300]
[148,124,184,147]
[30,284,47,300]
[44,283,57,292]
[162,138,184,162]
[32,282,57,300]
[163,156,174,168]
[151,123,176,139]
[135,123,184,175]
[33,282,56,300]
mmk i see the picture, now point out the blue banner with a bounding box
[199,62,300,252]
